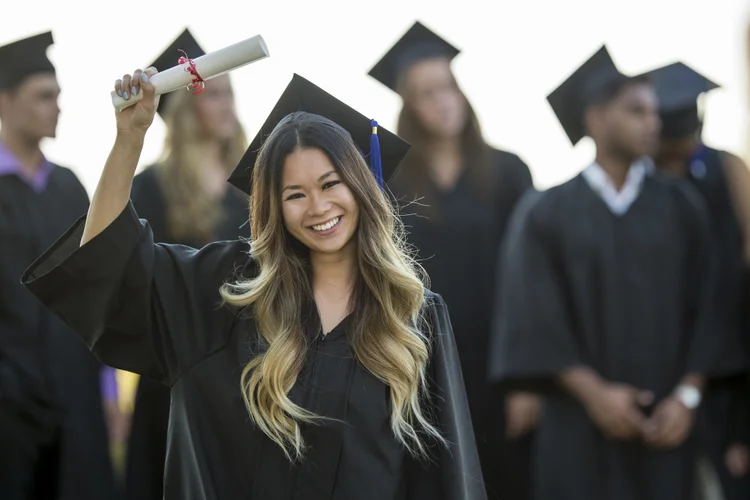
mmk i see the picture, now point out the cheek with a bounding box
[281,204,298,230]
[412,99,434,123]
[26,104,50,130]
[625,117,647,138]
[444,96,467,130]
[43,102,59,123]
[452,96,467,121]
[342,190,360,223]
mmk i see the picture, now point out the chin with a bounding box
[42,125,58,139]
[311,234,354,254]
[308,232,357,257]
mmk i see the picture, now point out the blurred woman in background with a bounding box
[125,29,250,500]
[369,21,537,500]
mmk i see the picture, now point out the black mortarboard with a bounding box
[546,45,626,145]
[149,28,206,117]
[368,21,460,92]
[641,62,720,139]
[227,74,411,196]
[0,31,55,90]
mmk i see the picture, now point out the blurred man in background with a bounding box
[0,31,117,499]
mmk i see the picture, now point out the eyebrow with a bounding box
[282,170,337,193]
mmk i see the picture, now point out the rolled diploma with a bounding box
[111,34,269,110]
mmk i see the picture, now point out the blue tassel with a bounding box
[369,119,384,188]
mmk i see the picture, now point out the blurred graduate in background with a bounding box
[369,21,536,500]
[646,60,750,500]
[0,31,117,500]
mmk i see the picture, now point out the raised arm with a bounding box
[22,67,252,386]
[81,67,158,246]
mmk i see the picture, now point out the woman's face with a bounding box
[193,74,239,141]
[280,147,360,258]
[402,57,467,140]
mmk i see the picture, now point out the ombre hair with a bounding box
[220,112,445,461]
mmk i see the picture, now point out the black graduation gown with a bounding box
[682,146,750,500]
[125,166,250,500]
[21,201,486,500]
[0,165,116,500]
[390,148,533,499]
[491,172,743,500]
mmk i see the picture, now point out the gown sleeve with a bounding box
[488,191,584,388]
[21,201,252,386]
[406,292,488,500]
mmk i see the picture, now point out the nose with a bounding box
[307,192,332,218]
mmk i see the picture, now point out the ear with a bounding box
[583,105,606,140]
[0,91,10,120]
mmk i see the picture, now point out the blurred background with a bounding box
[0,0,747,193]
[2,2,750,499]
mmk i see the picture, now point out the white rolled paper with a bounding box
[111,34,270,110]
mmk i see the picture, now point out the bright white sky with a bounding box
[1,0,748,193]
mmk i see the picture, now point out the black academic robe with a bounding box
[125,166,250,500]
[491,172,743,500]
[21,201,485,500]
[682,145,750,500]
[0,165,116,500]
[390,148,534,499]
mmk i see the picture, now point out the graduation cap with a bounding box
[0,31,55,90]
[227,74,411,196]
[368,21,460,92]
[149,28,206,117]
[547,45,626,145]
[640,62,720,139]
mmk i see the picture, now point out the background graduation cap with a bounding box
[640,62,720,139]
[149,28,206,118]
[547,45,625,146]
[368,21,460,92]
[227,74,411,196]
[0,31,55,91]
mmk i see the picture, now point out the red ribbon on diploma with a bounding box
[177,50,205,94]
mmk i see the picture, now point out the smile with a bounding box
[310,216,341,232]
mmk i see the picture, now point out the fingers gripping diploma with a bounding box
[113,67,160,135]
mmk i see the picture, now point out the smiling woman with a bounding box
[21,70,486,499]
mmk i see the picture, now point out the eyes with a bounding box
[284,180,341,201]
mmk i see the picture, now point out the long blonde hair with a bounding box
[393,60,492,220]
[156,82,247,244]
[220,112,445,461]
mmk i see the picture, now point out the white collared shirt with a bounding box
[581,158,654,215]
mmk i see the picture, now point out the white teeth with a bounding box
[312,217,340,232]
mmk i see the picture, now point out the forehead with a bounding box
[15,73,60,96]
[613,81,657,106]
[402,57,453,88]
[281,147,337,183]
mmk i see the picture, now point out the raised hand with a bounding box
[113,67,160,136]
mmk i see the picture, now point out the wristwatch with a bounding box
[674,384,702,410]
